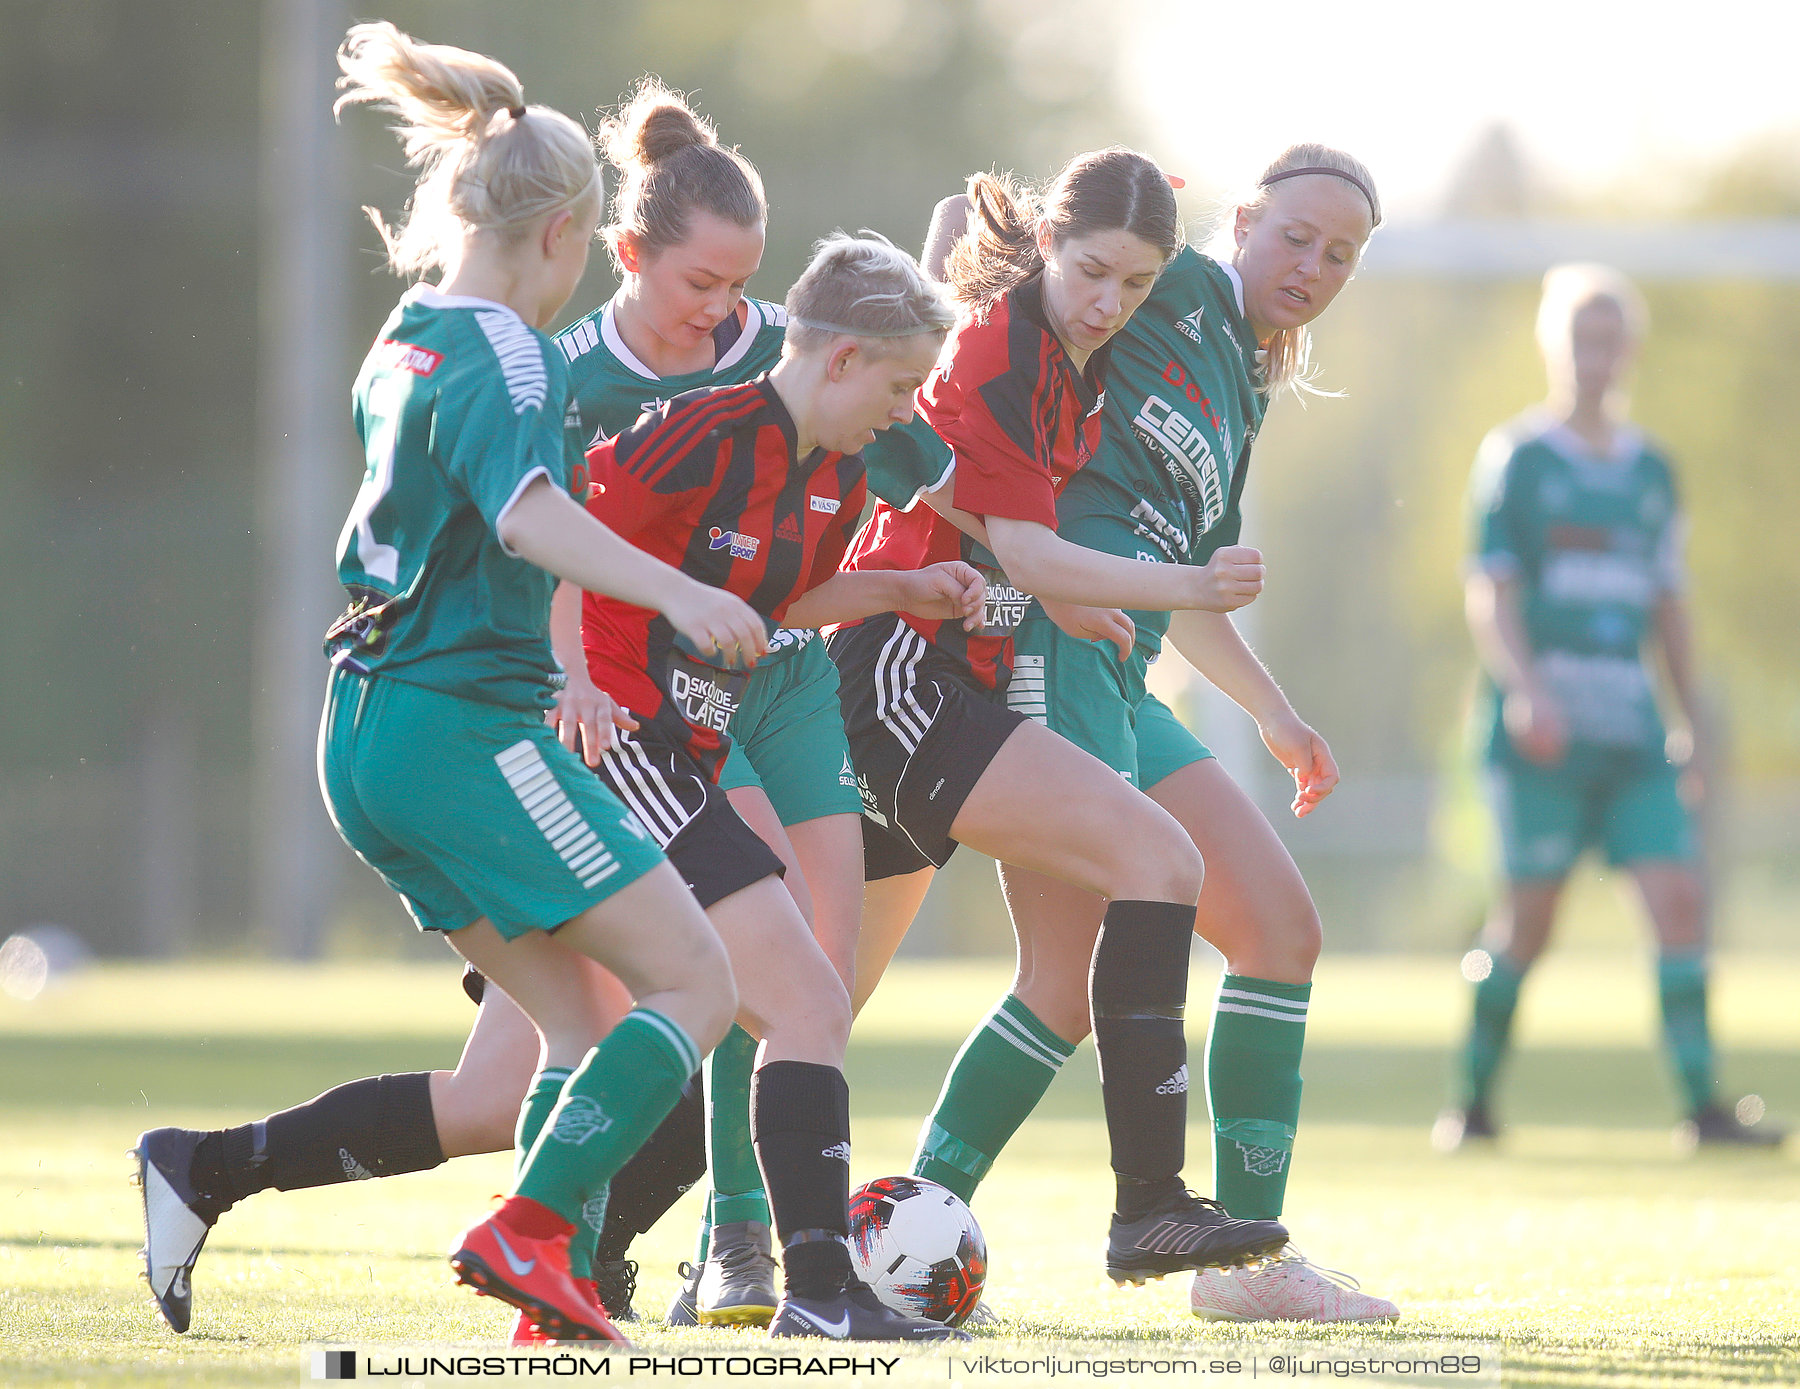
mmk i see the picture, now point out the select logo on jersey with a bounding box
[708,527,760,560]
[810,495,841,514]
[375,339,443,376]
[1133,394,1226,532]
[775,514,803,543]
[1176,307,1206,345]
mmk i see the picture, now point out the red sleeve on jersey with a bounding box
[921,301,1061,529]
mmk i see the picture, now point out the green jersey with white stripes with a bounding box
[1056,246,1267,659]
[326,286,581,711]
[1470,413,1683,762]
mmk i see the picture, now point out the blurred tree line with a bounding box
[2,2,1795,957]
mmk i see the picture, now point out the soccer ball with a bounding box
[846,1175,986,1326]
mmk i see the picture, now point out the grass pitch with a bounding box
[2,952,1797,1386]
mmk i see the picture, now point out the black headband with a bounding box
[1260,165,1380,225]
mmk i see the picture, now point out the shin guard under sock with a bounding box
[1089,899,1196,1210]
[912,994,1076,1203]
[751,1060,852,1300]
[591,1074,707,1264]
[707,1026,770,1225]
[1207,975,1308,1220]
[516,1010,700,1228]
[191,1071,444,1217]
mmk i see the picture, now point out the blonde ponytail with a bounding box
[334,21,600,276]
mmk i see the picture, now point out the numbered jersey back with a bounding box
[328,285,581,711]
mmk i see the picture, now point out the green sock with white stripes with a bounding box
[1657,951,1716,1116]
[515,1010,700,1235]
[911,994,1077,1203]
[1207,975,1309,1221]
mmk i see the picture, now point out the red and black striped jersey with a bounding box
[841,275,1109,690]
[583,376,867,775]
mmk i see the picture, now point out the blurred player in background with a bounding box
[1435,263,1786,1152]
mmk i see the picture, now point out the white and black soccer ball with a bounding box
[846,1175,987,1326]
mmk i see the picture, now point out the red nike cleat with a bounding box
[450,1211,630,1345]
[511,1310,550,1346]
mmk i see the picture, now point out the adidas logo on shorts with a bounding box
[1155,1065,1189,1096]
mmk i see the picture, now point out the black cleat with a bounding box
[769,1277,971,1341]
[1676,1099,1787,1151]
[1431,1103,1497,1152]
[1105,1190,1288,1284]
[664,1260,700,1326]
[131,1127,218,1333]
[591,1258,640,1322]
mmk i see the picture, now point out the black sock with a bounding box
[188,1072,444,1218]
[1089,899,1195,1213]
[752,1060,853,1300]
[592,1075,707,1262]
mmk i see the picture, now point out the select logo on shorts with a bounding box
[311,1350,356,1380]
[708,527,760,560]
[374,339,442,376]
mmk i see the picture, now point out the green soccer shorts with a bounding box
[1009,610,1214,788]
[1486,747,1695,882]
[318,666,665,939]
[714,634,862,826]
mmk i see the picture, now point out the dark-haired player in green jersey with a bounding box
[850,146,1399,1324]
[1435,263,1786,1155]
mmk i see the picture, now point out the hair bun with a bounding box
[601,79,715,173]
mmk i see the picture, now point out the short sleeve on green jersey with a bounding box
[861,416,955,509]
[439,308,568,540]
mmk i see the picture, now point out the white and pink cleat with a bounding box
[1190,1249,1399,1323]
